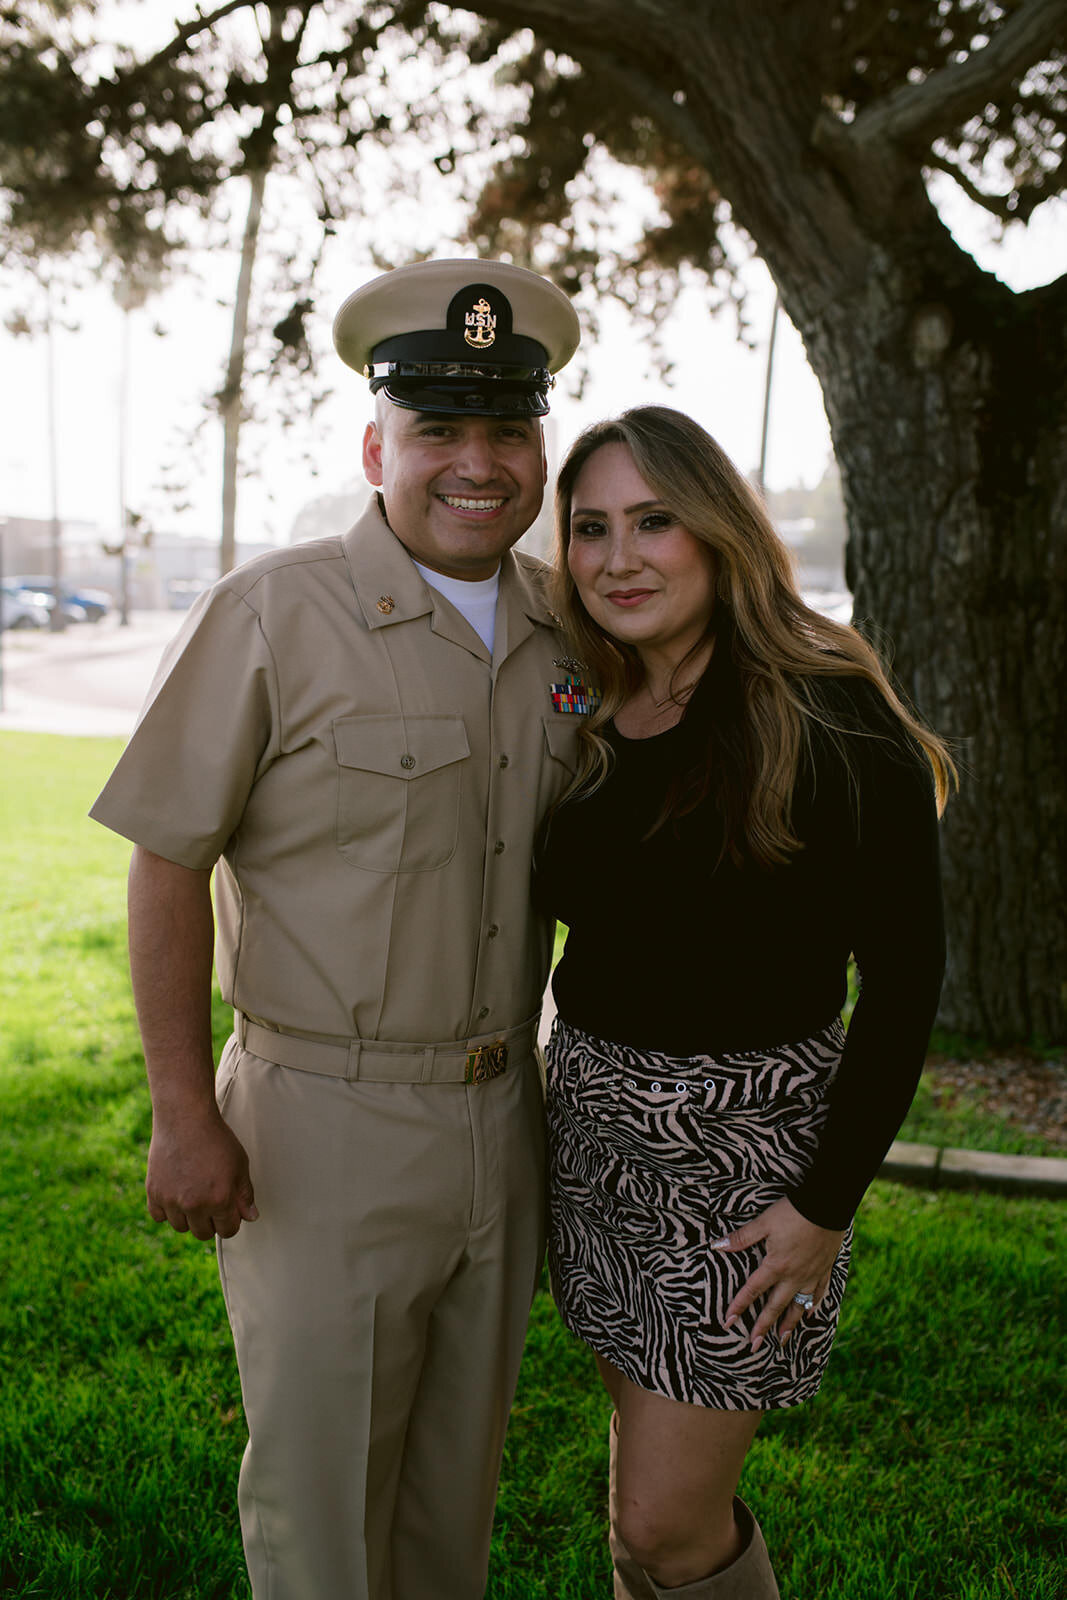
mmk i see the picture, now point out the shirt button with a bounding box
[498,754,509,768]
[487,924,499,938]
[477,1006,490,1020]
[400,754,416,770]
[494,840,505,854]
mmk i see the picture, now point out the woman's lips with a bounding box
[605,589,655,607]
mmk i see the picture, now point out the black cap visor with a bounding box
[368,361,553,417]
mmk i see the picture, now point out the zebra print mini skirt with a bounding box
[545,1016,852,1411]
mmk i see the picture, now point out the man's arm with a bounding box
[128,845,258,1241]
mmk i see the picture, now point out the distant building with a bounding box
[289,487,364,544]
[144,532,276,609]
[1,515,106,586]
[0,513,274,609]
[763,460,848,593]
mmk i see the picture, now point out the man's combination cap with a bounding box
[332,258,580,417]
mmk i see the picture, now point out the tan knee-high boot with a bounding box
[608,1411,659,1600]
[645,1497,781,1599]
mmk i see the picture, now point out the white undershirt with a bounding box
[413,561,500,655]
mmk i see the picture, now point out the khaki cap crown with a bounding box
[334,258,580,374]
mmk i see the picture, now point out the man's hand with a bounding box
[129,846,257,1241]
[146,1109,258,1240]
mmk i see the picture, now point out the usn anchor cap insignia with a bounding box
[331,259,580,418]
[464,295,497,349]
[376,595,395,614]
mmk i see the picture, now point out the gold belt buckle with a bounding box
[464,1040,508,1085]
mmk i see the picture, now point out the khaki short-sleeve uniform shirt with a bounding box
[91,496,581,1044]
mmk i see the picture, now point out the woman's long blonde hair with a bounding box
[552,406,955,866]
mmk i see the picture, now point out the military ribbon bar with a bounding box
[550,677,600,715]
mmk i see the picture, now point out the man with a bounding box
[90,259,584,1600]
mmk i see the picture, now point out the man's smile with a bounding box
[438,494,507,513]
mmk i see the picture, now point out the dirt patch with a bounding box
[923,1051,1067,1150]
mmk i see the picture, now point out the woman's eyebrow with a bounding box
[570,499,663,518]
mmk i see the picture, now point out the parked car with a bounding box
[9,576,111,623]
[1,581,51,630]
[166,577,211,610]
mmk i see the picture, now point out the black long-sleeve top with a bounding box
[535,664,946,1229]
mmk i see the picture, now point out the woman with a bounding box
[537,406,954,1599]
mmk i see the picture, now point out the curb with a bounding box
[880,1139,1067,1199]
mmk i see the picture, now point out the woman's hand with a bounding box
[711,1197,846,1350]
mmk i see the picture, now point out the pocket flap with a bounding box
[334,715,470,779]
[543,714,581,772]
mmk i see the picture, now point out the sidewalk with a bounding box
[0,609,185,737]
[4,608,1064,1202]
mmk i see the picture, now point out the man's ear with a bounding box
[363,421,384,487]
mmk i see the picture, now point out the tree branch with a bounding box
[466,0,722,175]
[562,44,719,169]
[819,0,1067,159]
[116,0,257,79]
[924,149,1049,224]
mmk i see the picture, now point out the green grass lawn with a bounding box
[1,732,1063,1599]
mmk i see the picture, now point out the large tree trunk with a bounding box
[813,258,1066,1043]
[465,0,1067,1042]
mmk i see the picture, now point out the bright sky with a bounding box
[0,15,1063,554]
[0,230,833,547]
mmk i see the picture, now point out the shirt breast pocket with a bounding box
[334,714,470,873]
[543,714,582,777]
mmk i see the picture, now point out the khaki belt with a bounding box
[234,1011,539,1085]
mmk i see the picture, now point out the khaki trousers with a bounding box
[215,1033,546,1600]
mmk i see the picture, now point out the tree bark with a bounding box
[219,166,267,577]
[463,0,1067,1042]
[217,3,314,576]
[821,260,1067,1045]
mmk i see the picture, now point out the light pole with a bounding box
[116,281,133,626]
[112,269,159,623]
[757,291,780,500]
[0,516,7,711]
[45,282,66,632]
